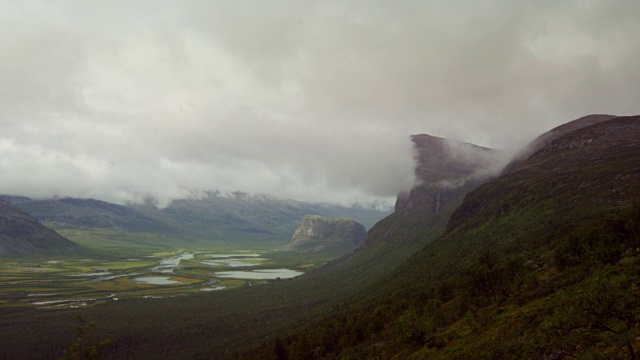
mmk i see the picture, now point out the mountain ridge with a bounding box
[2,114,637,359]
[503,113,617,173]
[0,199,78,255]
[1,192,391,248]
[242,114,640,359]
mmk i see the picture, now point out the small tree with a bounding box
[61,316,112,360]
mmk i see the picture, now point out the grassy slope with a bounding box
[242,116,640,359]
[5,116,637,358]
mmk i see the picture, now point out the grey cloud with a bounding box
[0,1,639,208]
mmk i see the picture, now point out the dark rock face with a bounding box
[0,200,77,255]
[411,134,500,184]
[287,216,366,252]
[395,183,474,215]
[395,115,619,217]
[395,134,504,215]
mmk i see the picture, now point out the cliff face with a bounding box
[395,118,617,216]
[394,182,476,215]
[287,216,366,252]
[395,134,504,215]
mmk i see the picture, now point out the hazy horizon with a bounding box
[1,1,639,207]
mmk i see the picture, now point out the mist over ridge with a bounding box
[1,1,639,207]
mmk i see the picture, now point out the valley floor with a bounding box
[0,249,308,310]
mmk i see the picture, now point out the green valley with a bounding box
[2,2,639,359]
[0,249,305,310]
[0,115,638,360]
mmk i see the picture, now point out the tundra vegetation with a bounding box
[0,116,639,359]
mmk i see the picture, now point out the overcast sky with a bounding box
[0,1,639,207]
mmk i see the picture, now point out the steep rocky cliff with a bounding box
[395,134,504,215]
[245,115,640,360]
[287,215,366,252]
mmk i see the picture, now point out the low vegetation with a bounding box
[245,203,640,359]
[0,197,457,359]
[0,116,638,359]
[240,116,640,359]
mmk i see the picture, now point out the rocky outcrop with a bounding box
[395,134,504,215]
[287,216,366,252]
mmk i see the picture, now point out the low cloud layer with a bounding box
[1,1,639,207]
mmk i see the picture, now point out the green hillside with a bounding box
[244,115,640,359]
[1,115,637,359]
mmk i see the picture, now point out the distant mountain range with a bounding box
[0,191,391,252]
[1,196,180,234]
[0,123,504,256]
[128,192,386,243]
